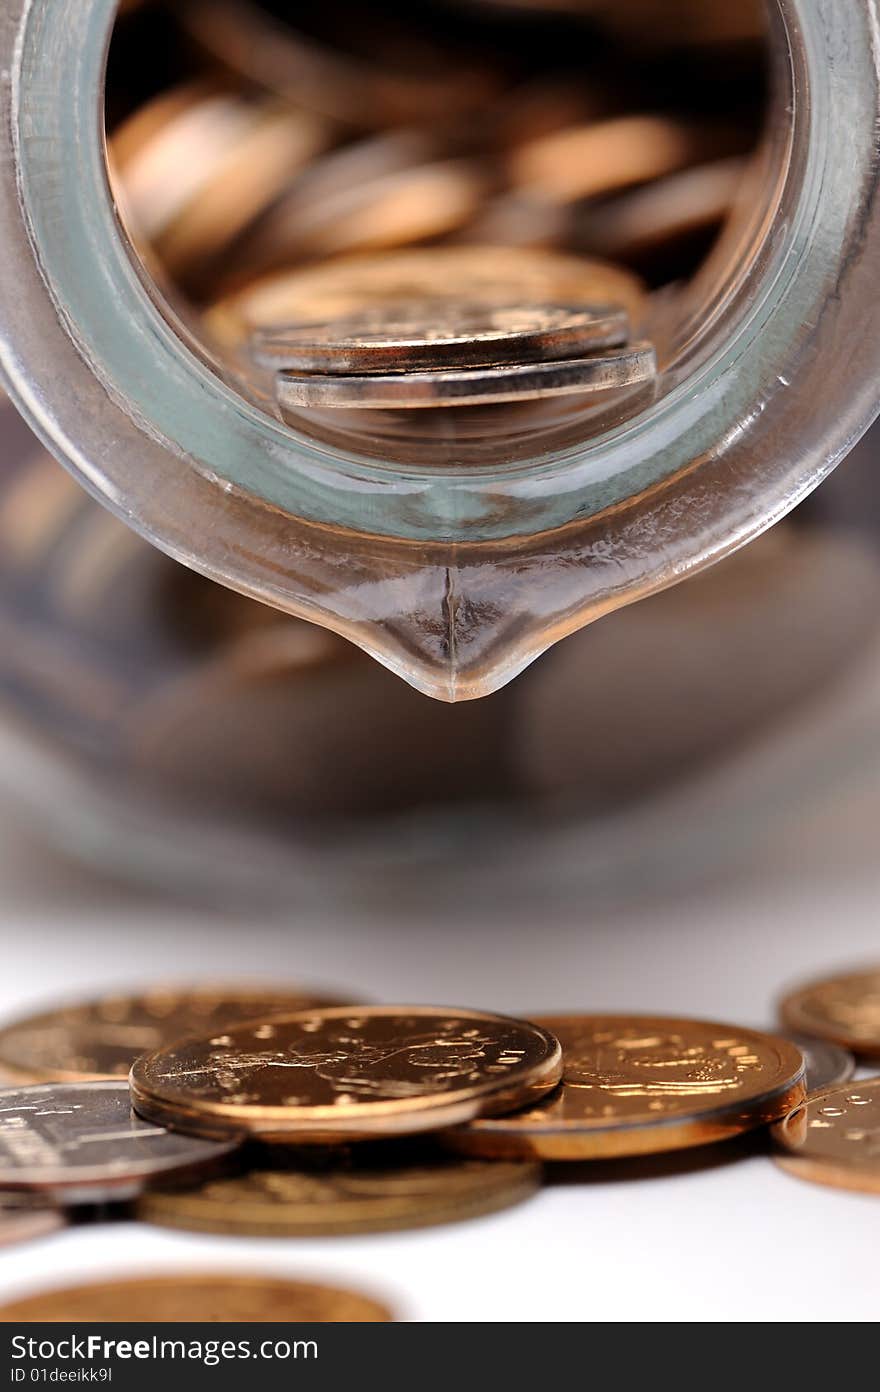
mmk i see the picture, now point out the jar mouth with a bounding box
[2,1,880,702]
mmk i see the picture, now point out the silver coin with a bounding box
[253,303,630,374]
[0,1204,64,1248]
[780,1032,856,1094]
[0,1082,237,1204]
[276,343,657,411]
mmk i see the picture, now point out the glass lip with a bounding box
[1,0,880,555]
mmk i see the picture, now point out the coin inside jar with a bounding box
[773,1078,880,1194]
[0,1082,237,1203]
[137,1152,541,1236]
[444,1015,807,1160]
[0,1273,392,1323]
[129,1006,563,1143]
[252,302,631,373]
[779,968,880,1059]
[0,984,359,1083]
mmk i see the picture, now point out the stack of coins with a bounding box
[1,964,878,1318]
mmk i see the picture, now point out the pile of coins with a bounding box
[0,965,878,1321]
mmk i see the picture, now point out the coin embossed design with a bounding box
[276,345,656,411]
[445,1015,807,1160]
[778,1031,855,1094]
[0,1082,237,1203]
[0,1206,64,1248]
[130,1006,563,1143]
[138,1154,540,1236]
[0,1274,392,1323]
[773,1078,880,1194]
[252,303,630,373]
[0,985,356,1083]
[779,968,880,1058]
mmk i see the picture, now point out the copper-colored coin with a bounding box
[779,1032,855,1094]
[137,1153,540,1236]
[779,968,880,1059]
[773,1078,880,1194]
[253,303,630,374]
[0,984,357,1083]
[130,1006,563,1143]
[0,1205,64,1248]
[0,1082,237,1203]
[445,1015,806,1160]
[277,345,656,411]
[0,1274,391,1323]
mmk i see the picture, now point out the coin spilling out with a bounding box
[779,968,880,1059]
[778,1032,855,1095]
[0,1273,392,1323]
[445,1015,807,1160]
[130,1006,563,1143]
[0,1082,237,1203]
[0,984,358,1083]
[137,1152,540,1237]
[252,303,631,373]
[773,1078,880,1195]
[0,1205,64,1249]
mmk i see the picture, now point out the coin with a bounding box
[444,1015,807,1160]
[0,1082,237,1203]
[773,1078,880,1194]
[0,1274,392,1322]
[137,1152,540,1236]
[0,985,356,1083]
[0,1205,64,1248]
[277,345,656,411]
[253,303,630,374]
[779,968,880,1058]
[508,115,706,205]
[208,246,647,343]
[779,1032,855,1094]
[130,1006,563,1143]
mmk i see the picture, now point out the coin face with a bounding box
[276,345,656,410]
[0,985,357,1083]
[779,968,880,1058]
[0,1274,392,1323]
[773,1078,880,1194]
[445,1015,807,1160]
[779,1031,855,1094]
[0,1205,64,1248]
[0,1082,237,1203]
[253,303,630,373]
[138,1152,540,1236]
[130,1006,563,1142]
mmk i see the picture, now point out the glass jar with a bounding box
[0,0,879,905]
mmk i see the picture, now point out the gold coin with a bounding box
[137,1153,540,1236]
[779,968,880,1059]
[130,1006,563,1143]
[0,1274,391,1323]
[773,1078,880,1194]
[445,1015,806,1160]
[0,985,358,1083]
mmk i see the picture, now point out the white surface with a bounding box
[0,807,878,1322]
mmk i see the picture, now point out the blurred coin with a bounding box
[509,115,708,204]
[576,158,745,262]
[773,1078,880,1194]
[445,1015,806,1160]
[779,1032,855,1095]
[0,1205,64,1248]
[208,246,647,342]
[0,1273,392,1322]
[130,1007,563,1143]
[138,1153,540,1236]
[0,1082,237,1203]
[0,985,358,1083]
[597,0,766,48]
[780,968,880,1059]
[254,303,630,373]
[276,344,656,410]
